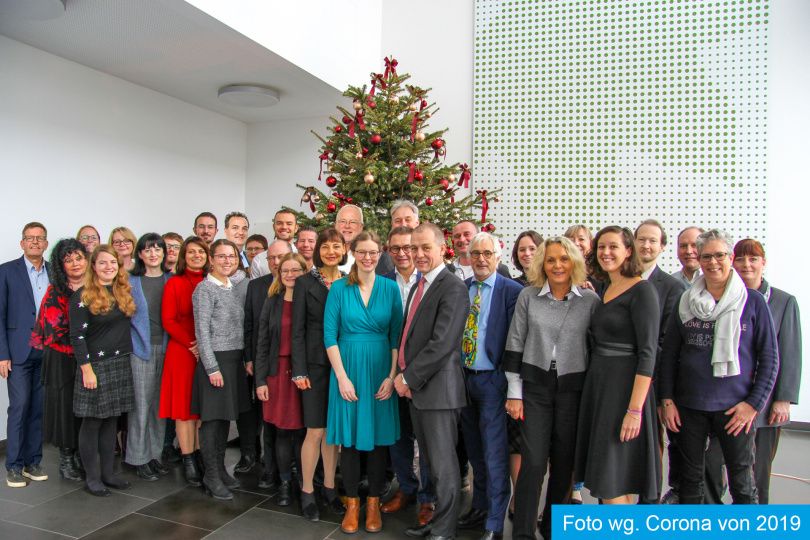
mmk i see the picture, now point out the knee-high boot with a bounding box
[217,421,240,489]
[200,421,232,500]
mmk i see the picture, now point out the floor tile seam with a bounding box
[0,496,34,508]
[131,512,215,532]
[2,484,84,508]
[191,493,273,536]
[2,517,79,539]
[238,506,344,538]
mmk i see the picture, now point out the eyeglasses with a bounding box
[389,246,412,255]
[79,235,99,241]
[23,236,47,242]
[112,239,133,246]
[280,268,305,276]
[245,247,265,253]
[470,250,496,260]
[267,254,286,262]
[699,252,729,263]
[355,250,380,259]
[337,219,362,228]
[165,244,181,251]
[213,254,238,261]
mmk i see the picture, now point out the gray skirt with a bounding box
[73,354,135,419]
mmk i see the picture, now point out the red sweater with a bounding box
[162,270,204,349]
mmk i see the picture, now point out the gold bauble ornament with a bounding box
[415,131,425,142]
[364,173,375,184]
[355,152,363,159]
[301,193,311,203]
[452,212,461,221]
[352,101,363,111]
[349,168,356,173]
[389,95,399,104]
[424,110,431,118]
[493,195,501,203]
[409,102,419,111]
[312,194,320,203]
[447,173,456,183]
[315,212,326,222]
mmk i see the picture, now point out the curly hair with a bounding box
[48,238,87,296]
[268,253,308,297]
[81,245,136,317]
[586,226,643,282]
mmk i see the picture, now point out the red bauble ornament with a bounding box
[446,247,455,259]
[488,224,496,232]
[370,134,382,145]
[334,126,342,133]
[342,116,350,124]
[439,178,450,190]
[326,202,337,213]
[362,147,369,156]
[368,101,376,109]
[414,169,424,182]
[325,176,338,188]
[425,197,433,206]
[421,100,428,108]
[431,139,444,150]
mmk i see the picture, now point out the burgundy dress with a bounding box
[263,300,303,430]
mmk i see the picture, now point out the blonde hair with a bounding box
[81,244,136,317]
[527,236,586,289]
[268,253,308,297]
[108,226,137,248]
[347,230,382,286]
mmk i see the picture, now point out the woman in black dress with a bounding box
[292,228,347,521]
[30,238,87,481]
[574,226,661,504]
[69,245,137,497]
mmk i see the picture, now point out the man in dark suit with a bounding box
[380,226,436,525]
[1,222,51,487]
[394,223,469,540]
[635,219,726,505]
[375,199,420,276]
[238,239,291,478]
[450,221,511,280]
[457,232,522,540]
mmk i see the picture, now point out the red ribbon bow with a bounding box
[476,190,488,222]
[410,92,427,142]
[335,194,353,208]
[356,110,365,130]
[459,164,471,188]
[318,152,329,181]
[384,57,398,79]
[407,162,416,184]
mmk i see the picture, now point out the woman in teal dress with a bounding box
[324,230,403,534]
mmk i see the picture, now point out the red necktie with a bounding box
[398,277,426,370]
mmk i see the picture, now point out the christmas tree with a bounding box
[293,56,500,252]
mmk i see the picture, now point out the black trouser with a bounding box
[754,426,781,505]
[513,381,580,540]
[668,426,727,504]
[678,407,757,504]
[236,374,263,458]
[275,426,305,482]
[341,445,388,498]
[79,416,119,491]
[262,421,277,476]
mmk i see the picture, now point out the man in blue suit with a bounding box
[0,222,51,487]
[457,232,523,540]
[379,226,437,526]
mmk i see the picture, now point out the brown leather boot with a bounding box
[341,497,360,534]
[365,496,382,533]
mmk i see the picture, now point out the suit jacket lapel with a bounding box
[404,267,449,344]
[15,256,35,307]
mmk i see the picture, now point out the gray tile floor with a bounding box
[0,429,808,539]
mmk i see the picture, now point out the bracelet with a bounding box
[627,408,642,416]
[385,376,394,383]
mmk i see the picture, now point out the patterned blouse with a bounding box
[30,286,73,355]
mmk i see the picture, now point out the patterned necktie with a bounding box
[462,281,482,368]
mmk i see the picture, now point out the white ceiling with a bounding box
[0,0,343,123]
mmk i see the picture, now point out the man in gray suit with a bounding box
[395,223,469,540]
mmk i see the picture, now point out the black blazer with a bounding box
[399,266,469,410]
[648,265,687,362]
[757,280,802,428]
[0,256,50,364]
[254,294,286,386]
[375,250,395,276]
[243,273,274,365]
[291,271,330,378]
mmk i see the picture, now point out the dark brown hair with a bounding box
[246,234,269,249]
[388,226,414,243]
[511,230,544,273]
[175,236,210,276]
[734,238,765,259]
[313,228,348,268]
[587,226,643,282]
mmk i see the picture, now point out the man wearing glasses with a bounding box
[375,200,421,277]
[451,221,511,281]
[193,212,218,245]
[335,205,364,274]
[162,233,184,275]
[0,222,51,487]
[456,232,522,540]
[379,226,436,526]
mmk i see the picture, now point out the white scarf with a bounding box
[679,271,748,378]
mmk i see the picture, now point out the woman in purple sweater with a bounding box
[659,229,778,504]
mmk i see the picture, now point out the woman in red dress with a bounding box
[255,253,307,506]
[159,236,209,486]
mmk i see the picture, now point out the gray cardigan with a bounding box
[503,284,599,397]
[192,276,246,375]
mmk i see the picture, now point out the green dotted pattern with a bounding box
[474,0,769,270]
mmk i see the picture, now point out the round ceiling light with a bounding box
[218,85,280,108]
[0,0,66,20]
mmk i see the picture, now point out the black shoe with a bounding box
[661,488,680,504]
[102,477,133,490]
[22,464,48,482]
[258,471,277,489]
[405,521,433,537]
[7,469,26,488]
[136,463,159,482]
[322,485,346,515]
[220,468,241,489]
[278,479,293,506]
[300,491,320,521]
[570,498,583,504]
[425,536,452,540]
[233,454,256,474]
[182,453,202,487]
[227,436,241,448]
[85,485,111,497]
[59,448,82,481]
[507,509,514,521]
[162,445,182,463]
[203,475,233,500]
[457,508,488,530]
[150,459,170,476]
[479,532,503,540]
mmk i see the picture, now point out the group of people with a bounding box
[0,201,801,540]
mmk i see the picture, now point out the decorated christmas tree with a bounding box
[292,57,500,253]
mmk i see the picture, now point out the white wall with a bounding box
[0,36,247,439]
[768,0,810,423]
